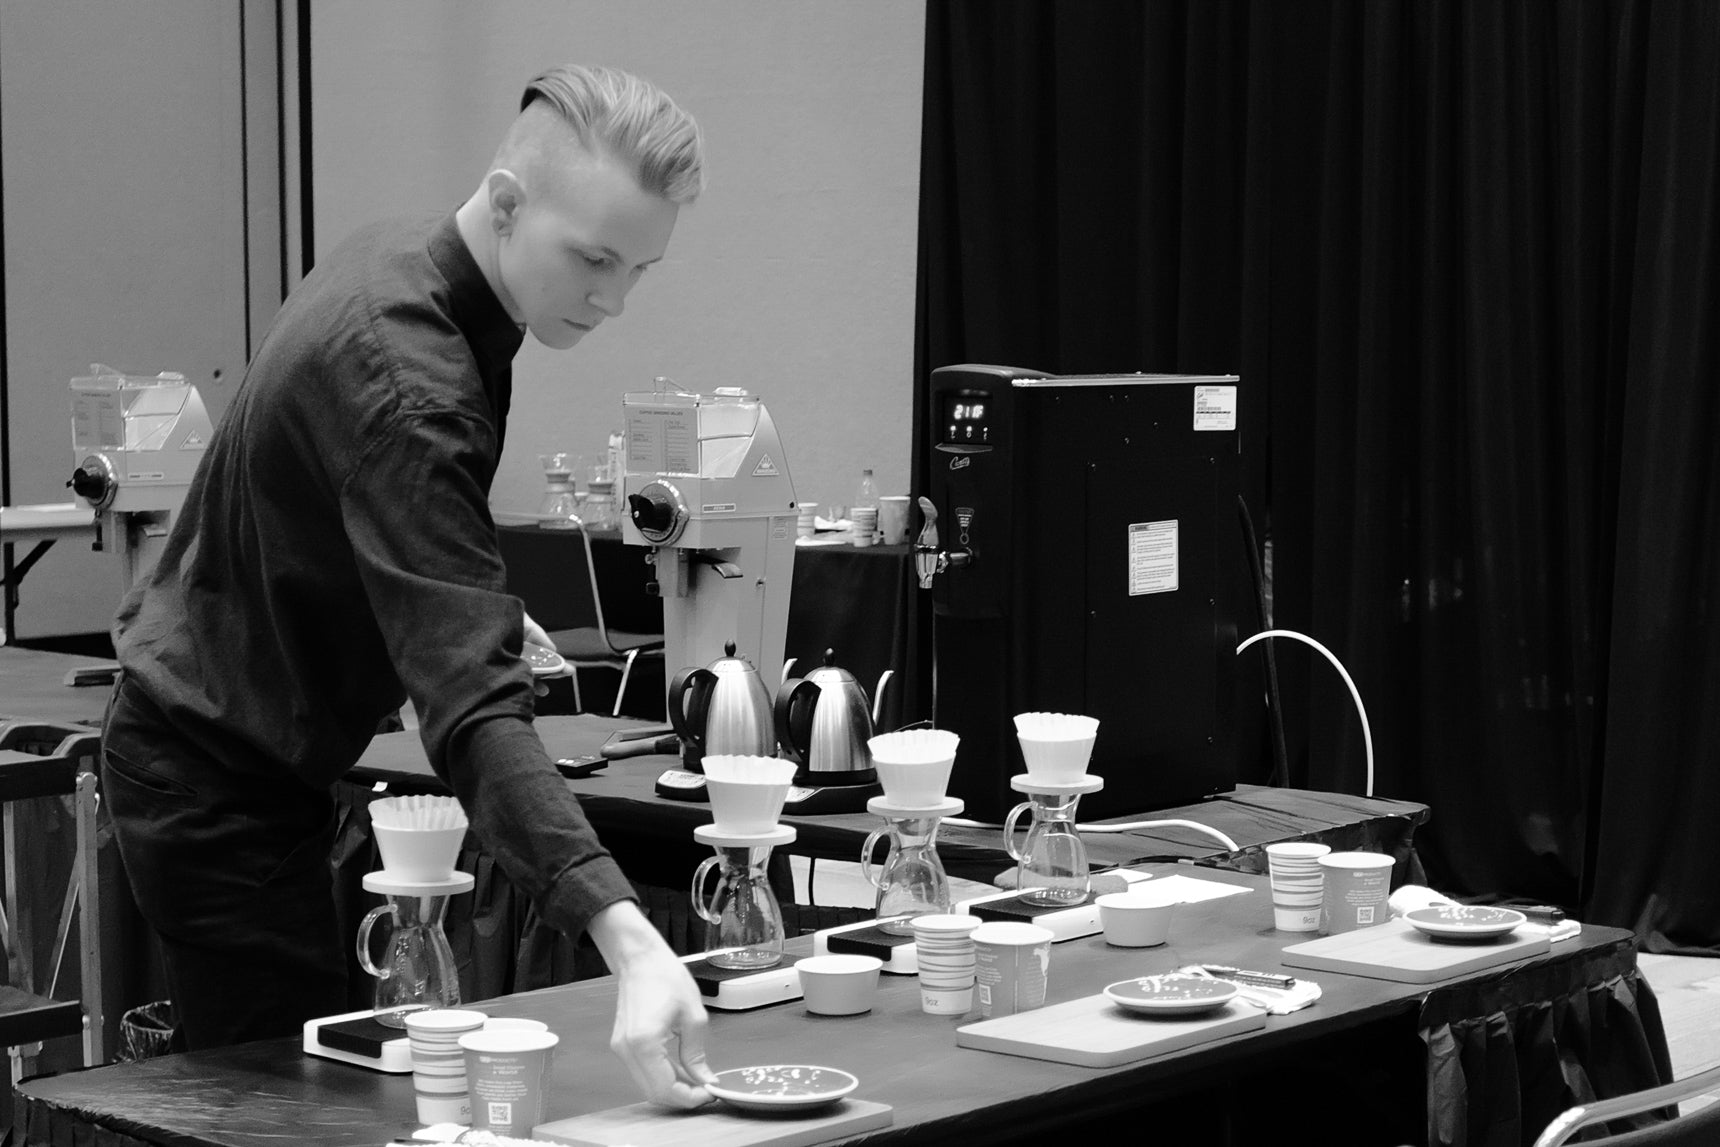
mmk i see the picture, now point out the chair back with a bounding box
[1533,1064,1720,1147]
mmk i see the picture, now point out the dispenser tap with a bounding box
[914,496,971,589]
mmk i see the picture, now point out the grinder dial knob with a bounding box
[68,454,117,510]
[627,480,688,545]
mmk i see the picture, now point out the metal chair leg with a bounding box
[611,649,641,717]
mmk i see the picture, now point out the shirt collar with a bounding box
[426,212,524,375]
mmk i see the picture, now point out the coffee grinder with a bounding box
[622,383,798,797]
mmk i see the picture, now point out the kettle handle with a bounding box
[772,678,819,765]
[668,666,716,753]
[1002,801,1034,864]
[355,903,395,980]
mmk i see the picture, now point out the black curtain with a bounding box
[915,0,1720,952]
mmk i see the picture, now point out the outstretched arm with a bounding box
[587,899,717,1108]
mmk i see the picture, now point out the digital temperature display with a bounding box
[940,394,993,445]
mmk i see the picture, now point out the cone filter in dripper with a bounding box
[369,795,468,881]
[701,755,797,835]
[868,728,960,807]
[1013,712,1100,783]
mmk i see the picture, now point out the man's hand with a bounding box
[521,610,555,652]
[587,900,716,1108]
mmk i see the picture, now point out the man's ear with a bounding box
[486,169,526,234]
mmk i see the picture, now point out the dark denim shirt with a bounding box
[113,212,634,937]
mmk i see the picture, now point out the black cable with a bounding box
[1237,495,1290,787]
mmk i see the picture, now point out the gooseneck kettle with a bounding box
[773,648,880,785]
[668,641,775,770]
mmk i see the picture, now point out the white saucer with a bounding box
[1009,773,1105,796]
[1103,974,1239,1016]
[693,823,798,848]
[361,870,475,897]
[707,1065,859,1112]
[1405,905,1526,940]
[866,795,965,818]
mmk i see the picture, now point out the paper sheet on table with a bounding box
[1130,873,1253,902]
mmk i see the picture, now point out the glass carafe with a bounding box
[1003,791,1091,906]
[691,844,786,969]
[356,891,461,1026]
[538,452,581,529]
[860,811,952,934]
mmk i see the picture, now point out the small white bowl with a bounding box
[796,954,883,1016]
[1096,892,1179,948]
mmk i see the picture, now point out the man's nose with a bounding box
[588,277,626,318]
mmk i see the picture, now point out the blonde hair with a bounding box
[519,64,705,204]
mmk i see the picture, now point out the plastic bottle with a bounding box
[852,468,879,515]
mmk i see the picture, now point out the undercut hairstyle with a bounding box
[519,64,706,204]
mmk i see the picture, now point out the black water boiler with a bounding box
[922,364,1243,822]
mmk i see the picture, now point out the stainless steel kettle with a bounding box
[668,641,775,770]
[773,649,884,784]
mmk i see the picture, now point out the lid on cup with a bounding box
[458,1028,559,1053]
[1318,851,1395,870]
[971,921,1055,945]
[911,914,982,933]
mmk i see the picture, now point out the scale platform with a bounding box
[812,918,919,974]
[955,866,1158,943]
[302,1008,414,1073]
[682,951,805,1010]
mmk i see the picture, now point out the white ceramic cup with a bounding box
[1096,891,1179,947]
[796,954,884,1016]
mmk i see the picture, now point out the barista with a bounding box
[99,64,715,1108]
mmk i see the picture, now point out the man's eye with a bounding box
[582,254,613,270]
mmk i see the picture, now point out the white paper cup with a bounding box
[973,922,1054,1018]
[1319,851,1395,934]
[405,1008,488,1126]
[459,1028,559,1137]
[796,503,819,538]
[913,914,982,1014]
[877,496,911,545]
[797,954,883,1016]
[1266,841,1332,932]
[1096,891,1178,947]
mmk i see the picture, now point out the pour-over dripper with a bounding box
[1013,712,1100,784]
[702,755,796,834]
[868,728,960,807]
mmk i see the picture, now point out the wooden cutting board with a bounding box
[1279,918,1552,983]
[534,1098,892,1147]
[954,995,1268,1068]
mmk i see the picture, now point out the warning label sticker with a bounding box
[1128,520,1179,595]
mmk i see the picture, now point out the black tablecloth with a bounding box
[17,866,1672,1147]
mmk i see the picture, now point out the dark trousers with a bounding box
[101,673,346,1050]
